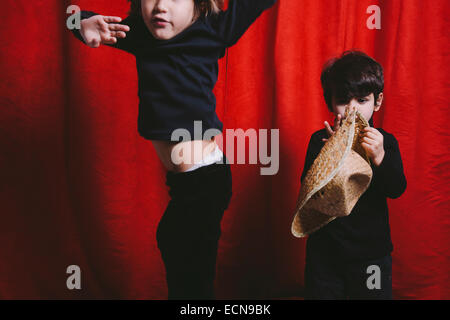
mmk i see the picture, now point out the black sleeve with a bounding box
[71,11,138,55]
[214,0,277,47]
[301,132,325,182]
[371,133,407,199]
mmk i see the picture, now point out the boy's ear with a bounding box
[374,92,383,111]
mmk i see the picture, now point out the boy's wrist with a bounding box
[80,19,89,43]
[372,149,385,167]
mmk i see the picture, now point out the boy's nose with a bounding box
[345,103,358,114]
[154,0,168,11]
[349,100,358,108]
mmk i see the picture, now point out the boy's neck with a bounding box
[369,117,374,127]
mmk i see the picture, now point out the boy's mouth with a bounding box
[152,17,170,27]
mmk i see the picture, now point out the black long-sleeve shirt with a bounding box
[71,0,277,141]
[301,118,407,262]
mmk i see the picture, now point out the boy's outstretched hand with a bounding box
[322,106,356,143]
[322,114,342,143]
[80,15,130,48]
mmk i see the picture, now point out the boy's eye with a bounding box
[357,98,368,103]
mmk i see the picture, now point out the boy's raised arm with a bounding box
[372,135,407,199]
[214,0,277,47]
[71,11,138,54]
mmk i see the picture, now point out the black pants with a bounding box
[305,249,393,300]
[156,158,232,300]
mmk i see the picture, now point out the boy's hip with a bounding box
[165,157,232,208]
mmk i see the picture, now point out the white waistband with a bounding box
[184,144,224,172]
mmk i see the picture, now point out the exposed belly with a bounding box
[151,136,218,173]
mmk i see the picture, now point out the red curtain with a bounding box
[0,0,448,299]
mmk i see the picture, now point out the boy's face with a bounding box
[332,93,383,122]
[141,0,196,40]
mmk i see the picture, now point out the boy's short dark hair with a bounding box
[128,0,224,18]
[320,50,384,112]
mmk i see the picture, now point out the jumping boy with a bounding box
[301,51,407,299]
[71,0,277,299]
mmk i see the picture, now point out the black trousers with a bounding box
[156,158,232,300]
[305,248,393,300]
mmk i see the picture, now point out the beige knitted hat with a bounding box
[291,108,373,238]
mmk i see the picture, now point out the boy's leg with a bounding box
[157,201,222,299]
[304,244,346,300]
[344,255,392,300]
[156,161,232,299]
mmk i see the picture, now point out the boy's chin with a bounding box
[150,30,173,40]
[146,25,176,40]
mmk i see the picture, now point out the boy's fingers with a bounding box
[362,131,378,140]
[361,142,369,150]
[117,31,127,39]
[361,142,374,153]
[366,132,380,140]
[109,24,130,32]
[363,127,382,138]
[361,136,377,144]
[103,16,122,23]
[110,31,127,38]
[103,37,117,44]
[324,121,334,137]
[331,115,340,134]
[334,114,342,130]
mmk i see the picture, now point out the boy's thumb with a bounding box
[91,39,100,48]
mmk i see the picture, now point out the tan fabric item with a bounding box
[291,108,373,238]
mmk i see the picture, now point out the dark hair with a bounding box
[127,0,224,18]
[320,50,384,112]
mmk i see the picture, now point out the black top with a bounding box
[72,0,277,141]
[301,118,407,262]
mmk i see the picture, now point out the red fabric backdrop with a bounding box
[0,0,449,299]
